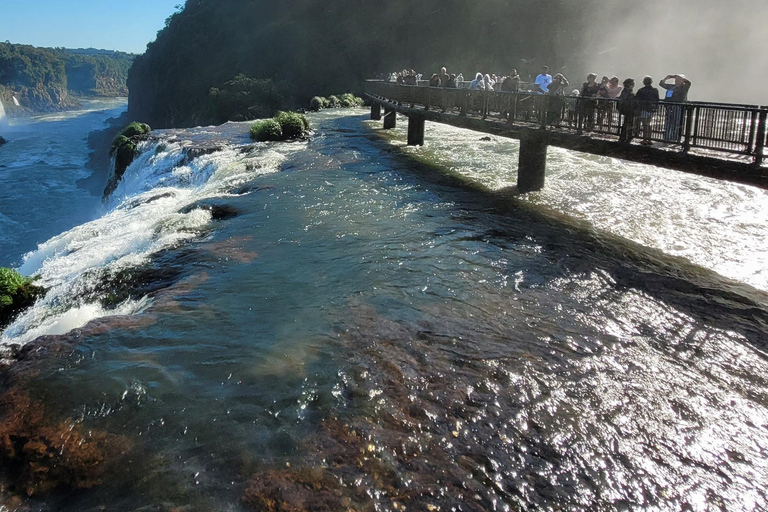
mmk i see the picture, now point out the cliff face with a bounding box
[127,0,591,128]
[0,43,133,114]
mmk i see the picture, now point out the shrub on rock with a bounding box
[251,112,309,142]
[0,268,44,329]
[250,119,283,141]
[309,96,324,112]
[104,121,153,197]
[274,111,309,139]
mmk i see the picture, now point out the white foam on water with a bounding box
[2,136,289,345]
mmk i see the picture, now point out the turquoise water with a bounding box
[0,108,767,511]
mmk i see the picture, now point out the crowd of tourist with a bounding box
[386,65,693,144]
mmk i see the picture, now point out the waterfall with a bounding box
[0,99,8,129]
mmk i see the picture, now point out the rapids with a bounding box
[0,107,766,511]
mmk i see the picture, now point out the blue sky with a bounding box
[2,0,183,54]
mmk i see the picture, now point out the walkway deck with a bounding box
[365,81,768,191]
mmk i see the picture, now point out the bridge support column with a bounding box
[407,115,425,146]
[383,109,397,129]
[371,102,382,120]
[517,130,548,192]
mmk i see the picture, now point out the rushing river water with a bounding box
[0,106,766,511]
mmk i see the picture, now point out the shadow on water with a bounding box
[330,114,768,352]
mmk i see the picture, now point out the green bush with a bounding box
[0,267,44,328]
[327,95,340,108]
[0,268,26,307]
[250,119,283,141]
[339,93,364,107]
[118,122,151,139]
[104,122,153,198]
[320,97,330,108]
[207,74,287,124]
[274,111,309,139]
[309,96,323,111]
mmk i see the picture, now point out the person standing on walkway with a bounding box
[618,78,636,143]
[660,74,692,142]
[579,73,600,132]
[634,76,660,145]
[534,66,552,95]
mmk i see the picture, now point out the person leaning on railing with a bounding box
[546,74,570,127]
[617,78,636,143]
[578,73,600,132]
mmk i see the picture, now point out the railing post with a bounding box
[755,108,767,166]
[682,105,695,153]
[747,109,758,155]
[460,90,467,117]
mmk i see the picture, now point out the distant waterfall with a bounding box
[0,99,8,129]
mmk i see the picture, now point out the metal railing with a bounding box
[366,80,768,165]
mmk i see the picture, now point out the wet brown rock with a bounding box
[0,389,132,497]
[242,467,348,512]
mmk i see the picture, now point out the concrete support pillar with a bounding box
[407,115,425,146]
[517,130,548,192]
[371,102,382,120]
[383,109,397,129]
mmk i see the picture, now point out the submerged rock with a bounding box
[0,136,6,146]
[0,389,132,497]
[180,201,240,221]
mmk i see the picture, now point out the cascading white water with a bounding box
[0,98,8,129]
[1,130,293,346]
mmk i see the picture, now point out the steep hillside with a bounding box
[128,0,590,128]
[0,43,134,113]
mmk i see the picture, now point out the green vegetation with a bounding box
[104,122,152,197]
[207,74,287,125]
[249,119,283,142]
[250,112,309,142]
[0,268,45,328]
[309,93,364,111]
[110,122,152,170]
[127,0,593,128]
[0,42,134,112]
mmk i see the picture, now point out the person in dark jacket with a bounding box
[634,76,660,145]
[429,74,442,87]
[618,78,636,143]
[578,73,600,131]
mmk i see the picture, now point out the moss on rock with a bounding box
[250,111,309,142]
[0,268,44,329]
[250,118,283,142]
[104,122,152,197]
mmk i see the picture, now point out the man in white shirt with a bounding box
[534,66,552,94]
